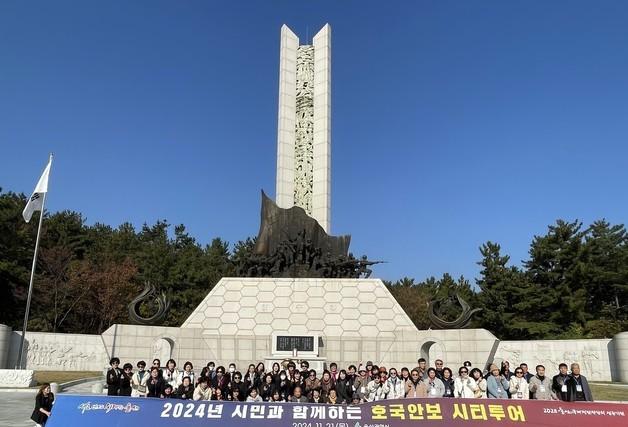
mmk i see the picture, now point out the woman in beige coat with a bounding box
[405,369,427,398]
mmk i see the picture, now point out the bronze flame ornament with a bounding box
[128,282,171,325]
[427,294,482,329]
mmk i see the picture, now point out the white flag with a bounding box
[23,156,52,223]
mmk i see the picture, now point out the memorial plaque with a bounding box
[276,336,314,352]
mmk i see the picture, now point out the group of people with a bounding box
[105,357,594,403]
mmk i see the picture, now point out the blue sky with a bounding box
[1,1,627,284]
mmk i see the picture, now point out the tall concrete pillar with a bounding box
[612,331,628,382]
[276,24,332,233]
[0,324,12,369]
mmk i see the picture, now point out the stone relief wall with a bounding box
[495,339,613,381]
[7,331,107,371]
[0,368,34,387]
[294,45,314,214]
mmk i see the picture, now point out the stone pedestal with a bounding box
[0,369,35,387]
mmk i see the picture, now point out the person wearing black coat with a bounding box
[565,364,593,402]
[119,363,133,396]
[106,357,122,396]
[177,377,194,400]
[441,368,455,398]
[211,366,229,394]
[552,363,570,401]
[147,367,166,398]
[31,383,54,426]
[259,374,276,401]
[334,370,352,404]
[228,372,247,401]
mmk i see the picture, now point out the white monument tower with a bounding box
[275,24,331,232]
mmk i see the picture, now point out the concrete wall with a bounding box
[495,338,614,381]
[6,330,107,371]
[1,278,626,382]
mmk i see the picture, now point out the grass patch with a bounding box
[590,383,628,402]
[34,371,102,386]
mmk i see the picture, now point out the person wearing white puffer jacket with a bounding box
[454,366,478,398]
[509,367,530,399]
[386,368,405,399]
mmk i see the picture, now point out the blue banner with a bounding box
[46,395,627,427]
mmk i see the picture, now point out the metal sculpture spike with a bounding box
[128,282,171,325]
[427,293,482,329]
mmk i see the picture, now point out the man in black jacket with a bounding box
[552,363,570,401]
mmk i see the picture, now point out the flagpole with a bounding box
[16,155,51,369]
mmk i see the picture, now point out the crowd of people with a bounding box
[105,357,594,403]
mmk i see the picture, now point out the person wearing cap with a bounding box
[366,370,390,401]
[131,360,149,397]
[353,365,370,402]
[405,368,427,398]
[119,363,133,396]
[486,364,509,398]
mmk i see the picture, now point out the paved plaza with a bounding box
[0,380,100,427]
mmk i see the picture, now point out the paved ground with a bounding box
[0,379,101,427]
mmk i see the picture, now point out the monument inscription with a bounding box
[276,335,314,352]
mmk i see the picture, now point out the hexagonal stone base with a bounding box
[181,278,419,338]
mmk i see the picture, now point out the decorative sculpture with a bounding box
[235,191,382,278]
[427,294,482,329]
[128,282,171,325]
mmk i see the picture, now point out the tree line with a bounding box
[1,188,626,339]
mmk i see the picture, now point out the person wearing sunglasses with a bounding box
[454,366,478,398]
[405,368,427,398]
[304,369,321,400]
[510,368,530,399]
[366,371,390,401]
[434,359,445,380]
[228,371,247,401]
[386,368,405,399]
